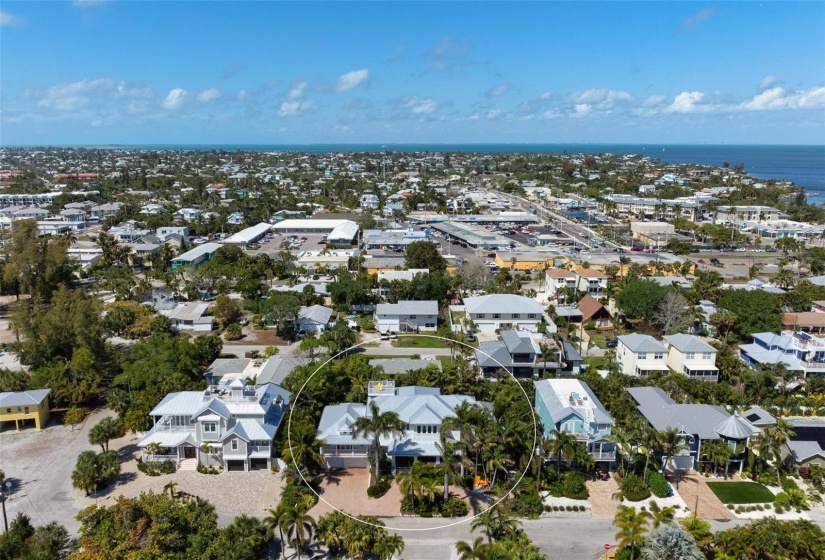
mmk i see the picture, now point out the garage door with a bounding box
[250,458,268,471]
[325,457,369,469]
[227,460,246,472]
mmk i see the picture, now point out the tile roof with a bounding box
[577,294,607,322]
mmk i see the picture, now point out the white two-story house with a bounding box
[375,300,438,333]
[546,269,578,299]
[137,379,291,472]
[576,269,609,298]
[616,333,669,377]
[461,294,556,333]
[317,381,491,472]
[663,334,719,382]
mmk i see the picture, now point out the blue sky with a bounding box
[1,1,824,145]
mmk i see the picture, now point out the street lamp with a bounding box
[1,480,11,533]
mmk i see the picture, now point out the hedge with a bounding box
[137,460,176,476]
[646,470,670,498]
[562,471,590,500]
[621,474,652,502]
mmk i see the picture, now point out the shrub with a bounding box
[621,474,651,502]
[367,480,391,499]
[727,504,735,510]
[775,505,785,514]
[566,505,573,511]
[757,471,776,486]
[441,497,470,517]
[282,483,319,509]
[544,505,551,512]
[646,470,670,498]
[775,492,791,509]
[756,504,764,511]
[577,505,586,512]
[224,323,243,340]
[781,477,800,492]
[137,460,176,476]
[562,471,589,500]
[765,503,772,509]
[197,465,220,475]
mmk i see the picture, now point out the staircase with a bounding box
[178,458,198,472]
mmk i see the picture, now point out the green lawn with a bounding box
[584,356,605,368]
[706,481,775,504]
[392,336,450,349]
[587,332,607,349]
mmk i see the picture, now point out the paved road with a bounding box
[1,407,115,535]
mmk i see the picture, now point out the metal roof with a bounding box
[618,333,668,354]
[663,334,717,354]
[714,414,757,440]
[501,330,539,354]
[376,300,438,316]
[297,305,333,325]
[627,387,731,441]
[463,294,545,315]
[534,379,613,426]
[224,222,272,244]
[0,389,51,407]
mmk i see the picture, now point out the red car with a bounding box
[644,248,657,254]
[631,246,643,252]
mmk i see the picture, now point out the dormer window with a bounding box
[204,422,217,433]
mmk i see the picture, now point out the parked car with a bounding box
[606,339,618,348]
[710,258,721,265]
[389,332,398,340]
[380,332,390,341]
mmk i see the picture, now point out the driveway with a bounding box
[310,469,403,517]
[0,407,114,534]
[670,470,736,521]
[587,478,620,519]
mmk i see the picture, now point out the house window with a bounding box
[425,323,435,328]
[416,426,421,433]
[24,407,29,414]
[231,439,238,450]
[528,314,537,319]
[686,352,695,360]
[409,315,417,319]
[638,353,647,360]
[702,352,712,360]
[654,353,664,360]
[512,314,520,319]
[493,313,501,319]
[5,408,9,414]
[204,422,217,433]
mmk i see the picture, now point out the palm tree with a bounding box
[648,501,675,528]
[455,537,490,559]
[639,425,661,482]
[396,460,428,507]
[764,418,796,487]
[608,427,635,475]
[470,507,521,545]
[614,505,651,560]
[550,430,578,475]
[264,506,289,560]
[144,441,163,461]
[163,480,179,499]
[375,534,405,560]
[352,401,406,484]
[658,428,689,475]
[282,418,326,474]
[441,401,480,476]
[279,503,317,560]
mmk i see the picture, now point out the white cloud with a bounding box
[570,104,592,119]
[288,80,307,100]
[739,86,825,111]
[0,9,25,26]
[196,88,221,103]
[542,109,561,120]
[571,89,633,110]
[402,96,438,114]
[237,90,248,101]
[37,78,113,111]
[277,100,318,117]
[680,6,717,32]
[335,69,369,92]
[162,88,188,110]
[114,81,153,99]
[425,37,471,73]
[642,94,667,107]
[665,91,715,113]
[758,75,782,90]
[486,83,511,98]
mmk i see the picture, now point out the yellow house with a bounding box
[0,389,51,430]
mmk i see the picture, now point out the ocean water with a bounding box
[87,143,825,195]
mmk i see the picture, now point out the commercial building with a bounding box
[272,219,360,246]
[223,222,272,247]
[429,222,510,250]
[171,242,222,270]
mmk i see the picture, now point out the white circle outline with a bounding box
[286,333,539,532]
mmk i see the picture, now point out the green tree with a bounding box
[321,319,356,355]
[716,289,782,342]
[764,418,796,487]
[88,417,125,452]
[64,407,86,431]
[615,280,669,324]
[405,240,447,272]
[212,295,242,327]
[614,505,651,560]
[454,536,490,559]
[352,401,405,484]
[712,518,825,560]
[2,220,73,302]
[0,513,68,560]
[659,427,689,475]
[260,292,301,334]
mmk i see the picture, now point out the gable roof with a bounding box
[463,294,545,315]
[376,300,438,316]
[627,386,731,440]
[298,305,333,325]
[577,294,608,322]
[618,333,668,353]
[501,330,538,354]
[663,334,716,354]
[577,268,608,279]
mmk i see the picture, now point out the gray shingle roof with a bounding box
[663,334,717,354]
[501,330,538,354]
[475,341,513,369]
[298,305,333,325]
[714,414,757,440]
[618,333,668,354]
